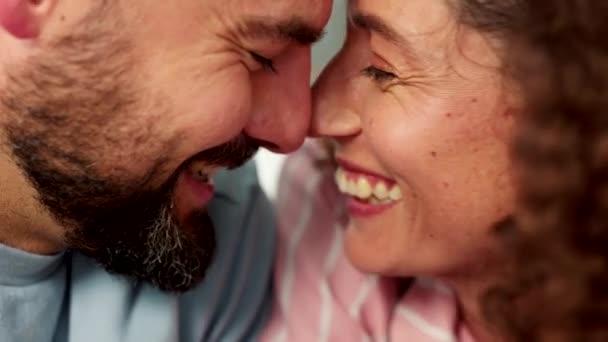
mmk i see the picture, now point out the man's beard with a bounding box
[0,15,258,292]
[8,133,257,293]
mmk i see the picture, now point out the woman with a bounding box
[262,1,608,341]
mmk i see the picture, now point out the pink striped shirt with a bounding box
[261,142,475,342]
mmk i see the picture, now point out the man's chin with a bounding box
[68,209,217,293]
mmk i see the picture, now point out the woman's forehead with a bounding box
[353,0,454,37]
[349,0,458,65]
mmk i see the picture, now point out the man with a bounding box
[0,0,332,341]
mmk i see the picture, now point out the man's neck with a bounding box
[0,227,64,255]
[0,153,64,255]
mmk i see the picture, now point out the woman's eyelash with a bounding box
[361,66,397,82]
[251,52,277,74]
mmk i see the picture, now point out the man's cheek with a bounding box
[175,95,252,158]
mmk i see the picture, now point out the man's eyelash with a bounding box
[361,66,397,83]
[251,52,277,74]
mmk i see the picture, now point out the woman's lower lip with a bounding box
[346,197,396,217]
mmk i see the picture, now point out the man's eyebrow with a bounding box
[350,12,421,63]
[240,17,326,45]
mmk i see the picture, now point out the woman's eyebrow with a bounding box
[350,12,421,63]
[239,16,326,45]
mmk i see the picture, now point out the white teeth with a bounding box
[334,167,403,205]
[189,161,211,183]
[389,186,403,201]
[356,178,373,199]
[347,179,358,196]
[192,170,209,182]
[335,169,348,192]
[368,196,393,205]
[373,182,388,200]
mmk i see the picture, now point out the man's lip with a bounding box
[187,157,223,173]
[182,170,215,204]
[171,170,215,225]
[335,157,396,185]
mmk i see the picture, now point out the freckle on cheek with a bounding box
[471,98,478,103]
[445,112,466,119]
[503,107,516,118]
[443,182,450,189]
[431,151,437,158]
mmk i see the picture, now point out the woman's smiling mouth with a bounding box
[334,161,403,217]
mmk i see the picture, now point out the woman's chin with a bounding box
[343,221,407,276]
[343,219,456,279]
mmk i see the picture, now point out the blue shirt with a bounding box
[0,162,275,342]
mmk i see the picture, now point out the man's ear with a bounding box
[0,0,56,39]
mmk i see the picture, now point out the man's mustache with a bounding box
[190,134,260,170]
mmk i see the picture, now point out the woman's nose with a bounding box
[244,46,313,154]
[310,50,362,139]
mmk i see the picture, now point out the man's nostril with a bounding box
[260,141,280,151]
[249,137,280,152]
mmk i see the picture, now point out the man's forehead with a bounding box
[227,0,333,31]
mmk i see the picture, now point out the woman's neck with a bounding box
[439,262,510,342]
[453,279,503,342]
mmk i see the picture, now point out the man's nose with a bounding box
[244,46,313,154]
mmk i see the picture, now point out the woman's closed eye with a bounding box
[361,65,397,83]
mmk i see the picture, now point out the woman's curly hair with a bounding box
[457,0,608,340]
